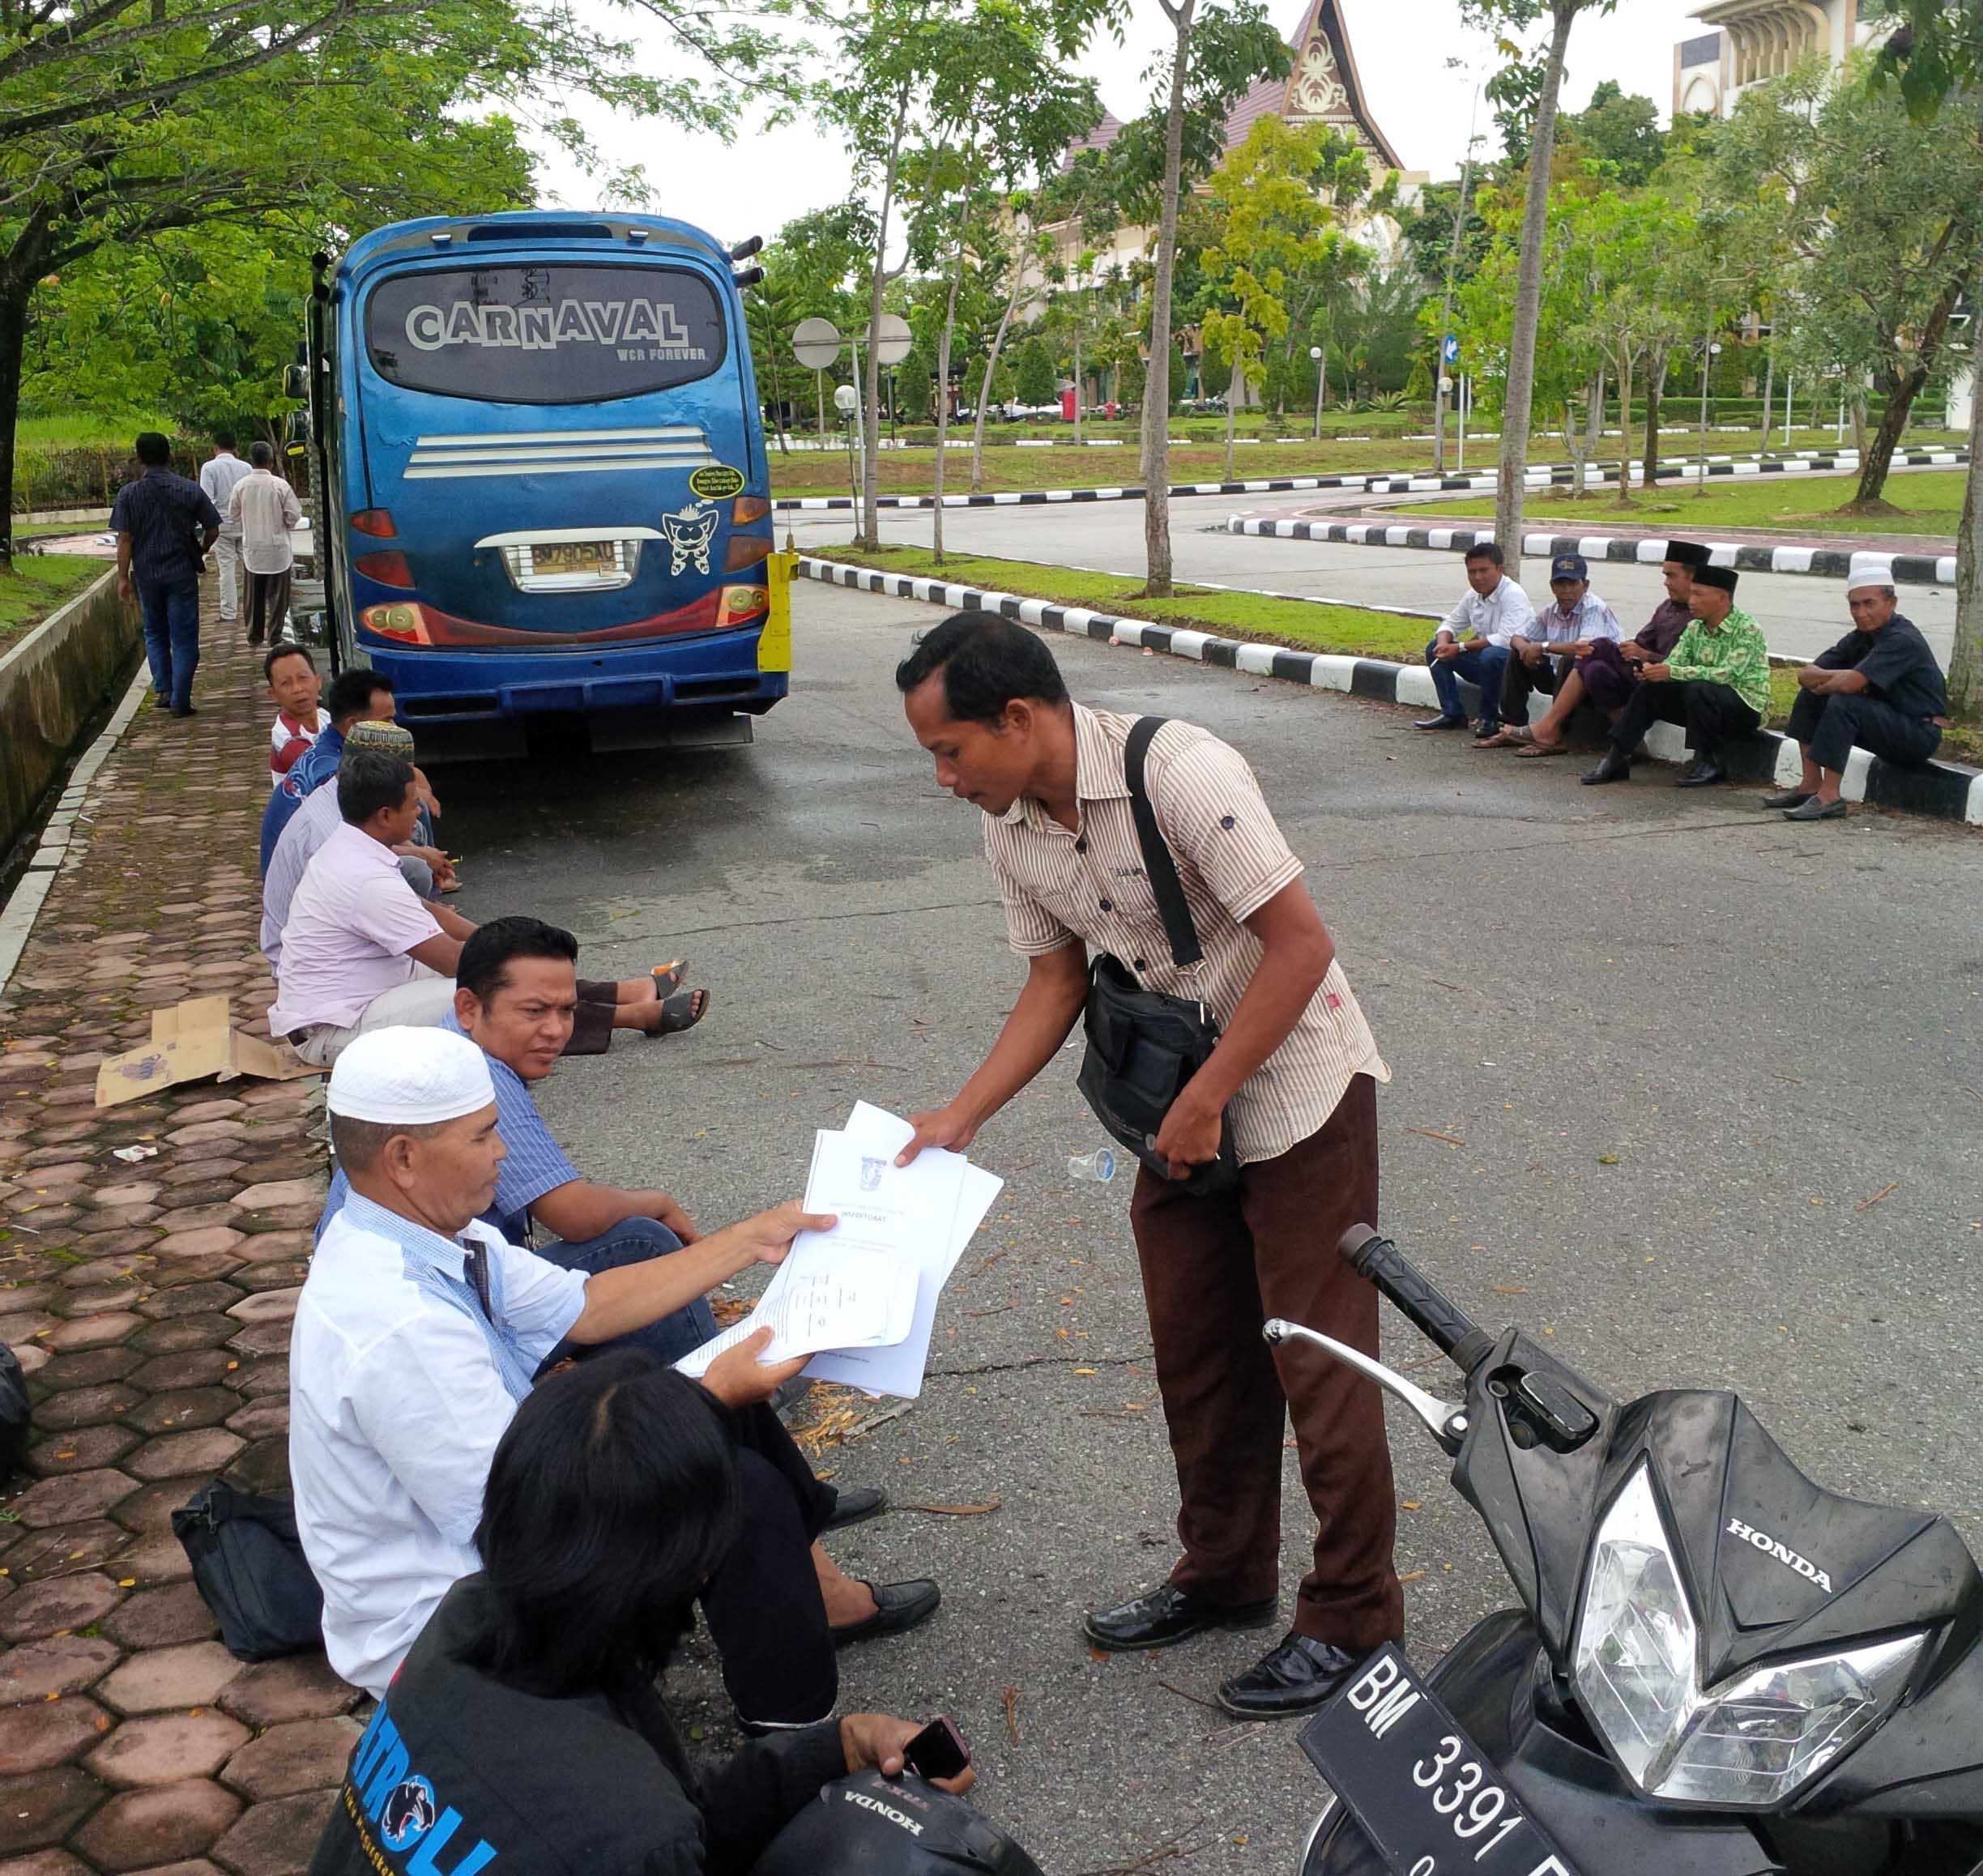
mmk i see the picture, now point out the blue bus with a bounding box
[297,211,789,747]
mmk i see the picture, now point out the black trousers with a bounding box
[1609,679,1759,760]
[1500,651,1568,726]
[697,1398,838,1725]
[1786,689,1942,773]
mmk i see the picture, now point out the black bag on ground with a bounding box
[172,1479,323,1661]
[1073,716,1240,1198]
[0,1345,29,1480]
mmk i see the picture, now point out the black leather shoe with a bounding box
[1783,795,1849,821]
[1676,760,1726,788]
[1473,719,1503,741]
[1762,788,1810,811]
[832,1578,940,1646]
[1218,1633,1374,1719]
[1580,749,1631,786]
[823,1485,887,1532]
[1081,1583,1279,1653]
[1413,714,1468,731]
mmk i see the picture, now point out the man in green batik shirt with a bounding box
[1582,565,1769,788]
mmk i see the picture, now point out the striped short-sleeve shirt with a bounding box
[984,704,1387,1165]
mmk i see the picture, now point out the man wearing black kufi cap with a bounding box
[1583,562,1771,787]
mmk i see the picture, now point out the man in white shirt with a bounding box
[291,1026,898,1725]
[198,432,254,625]
[225,441,302,646]
[1480,552,1623,748]
[1417,542,1537,740]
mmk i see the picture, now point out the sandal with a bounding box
[650,959,687,997]
[1473,728,1527,749]
[1514,739,1572,757]
[646,988,710,1037]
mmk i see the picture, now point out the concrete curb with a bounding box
[773,447,1968,514]
[1225,515,1960,587]
[798,556,1982,827]
[0,657,151,993]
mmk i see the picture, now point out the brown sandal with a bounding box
[1515,739,1572,757]
[1473,728,1527,749]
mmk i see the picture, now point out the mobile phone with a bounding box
[901,1715,970,1782]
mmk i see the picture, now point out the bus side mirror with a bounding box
[284,408,311,446]
[283,363,309,399]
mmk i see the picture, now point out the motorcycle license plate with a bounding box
[1299,1644,1579,1876]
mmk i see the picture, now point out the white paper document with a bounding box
[674,1102,1003,1398]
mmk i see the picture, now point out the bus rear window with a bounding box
[365,263,727,404]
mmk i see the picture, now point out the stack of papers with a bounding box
[675,1102,1001,1399]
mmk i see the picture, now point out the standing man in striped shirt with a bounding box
[893,612,1403,1719]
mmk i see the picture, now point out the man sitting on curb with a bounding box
[1583,565,1770,787]
[1763,574,1949,822]
[1515,541,1711,760]
[270,751,704,1065]
[1480,554,1622,748]
[1416,541,1534,739]
[262,667,416,873]
[293,1027,940,1725]
[262,721,445,975]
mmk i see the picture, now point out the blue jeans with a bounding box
[538,1217,719,1362]
[1426,640,1509,727]
[138,578,202,712]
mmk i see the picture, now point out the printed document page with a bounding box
[674,1243,917,1376]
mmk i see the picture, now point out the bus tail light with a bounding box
[724,535,772,572]
[355,550,414,587]
[352,510,398,538]
[719,585,768,625]
[732,496,771,524]
[361,602,433,645]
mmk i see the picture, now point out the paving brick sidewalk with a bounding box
[0,613,359,1876]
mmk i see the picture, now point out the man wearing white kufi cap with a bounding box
[1763,572,1948,821]
[291,1028,936,1729]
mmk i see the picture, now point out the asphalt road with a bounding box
[444,582,1983,1875]
[783,491,1960,666]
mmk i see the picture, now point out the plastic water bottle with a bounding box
[1068,1146,1116,1183]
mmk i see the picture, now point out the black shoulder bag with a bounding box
[1074,717,1240,1196]
[172,1480,324,1661]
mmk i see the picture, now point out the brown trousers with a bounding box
[1129,1072,1404,1650]
[245,566,292,645]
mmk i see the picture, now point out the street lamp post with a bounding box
[1311,345,1324,441]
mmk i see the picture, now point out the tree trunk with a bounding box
[1223,363,1239,480]
[1853,265,1968,505]
[857,93,910,550]
[1140,0,1195,598]
[1759,349,1772,455]
[932,228,967,565]
[1491,0,1577,578]
[1583,368,1604,488]
[1950,268,1983,723]
[0,282,26,558]
[970,249,1026,493]
[1560,401,1581,495]
[1613,350,1635,507]
[1073,334,1083,446]
[1642,346,1668,492]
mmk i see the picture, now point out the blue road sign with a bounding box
[1442,335,1460,365]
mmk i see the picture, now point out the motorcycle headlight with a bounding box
[1573,1463,1925,1806]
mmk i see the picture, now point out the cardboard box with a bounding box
[96,996,319,1108]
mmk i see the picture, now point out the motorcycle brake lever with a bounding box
[1264,1319,1469,1454]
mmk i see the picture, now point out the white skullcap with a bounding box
[1845,569,1896,597]
[326,1026,494,1125]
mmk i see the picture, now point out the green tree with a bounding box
[1014,335,1057,406]
[896,347,936,423]
[1461,0,1618,574]
[1714,53,1983,507]
[1562,81,1665,185]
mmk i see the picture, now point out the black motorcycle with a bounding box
[1285,1227,1983,1876]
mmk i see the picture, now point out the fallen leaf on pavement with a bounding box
[1003,1686,1022,1744]
[899,1499,1001,1516]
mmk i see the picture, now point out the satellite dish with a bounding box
[872,313,913,366]
[792,318,842,370]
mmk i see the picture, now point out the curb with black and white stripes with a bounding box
[800,555,1982,826]
[1226,515,1959,588]
[773,446,1965,513]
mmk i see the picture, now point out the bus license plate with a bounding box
[1298,1645,1579,1876]
[532,541,616,578]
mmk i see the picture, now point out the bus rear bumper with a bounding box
[356,630,789,725]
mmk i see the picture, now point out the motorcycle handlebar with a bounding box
[1340,1225,1497,1375]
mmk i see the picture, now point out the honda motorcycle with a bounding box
[1285,1227,1983,1876]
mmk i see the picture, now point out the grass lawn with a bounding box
[768,432,1964,501]
[0,554,109,648]
[15,413,173,451]
[817,544,1869,744]
[1405,469,1967,539]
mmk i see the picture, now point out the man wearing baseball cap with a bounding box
[1764,573,1947,821]
[1479,552,1622,748]
[292,1027,940,1727]
[1583,565,1770,787]
[1515,542,1712,759]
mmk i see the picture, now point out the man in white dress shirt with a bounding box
[198,432,254,625]
[290,1028,916,1725]
[225,441,302,646]
[1417,542,1537,740]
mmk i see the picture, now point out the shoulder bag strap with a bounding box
[1123,717,1205,971]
